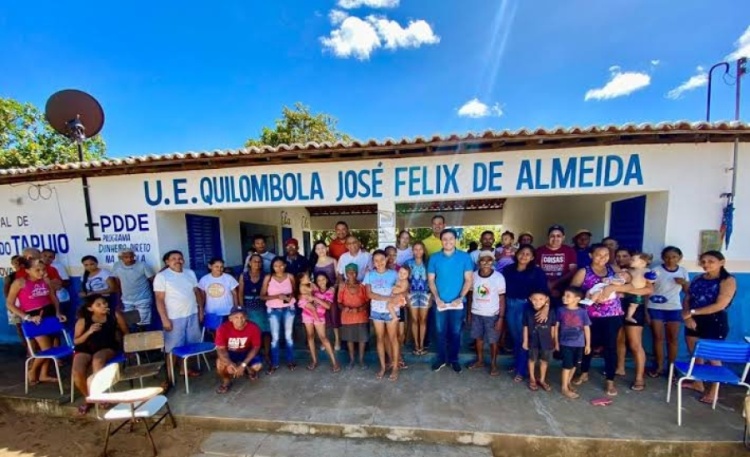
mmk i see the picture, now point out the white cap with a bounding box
[478,250,495,260]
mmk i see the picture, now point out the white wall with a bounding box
[1,142,748,276]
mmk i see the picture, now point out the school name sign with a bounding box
[142,153,644,207]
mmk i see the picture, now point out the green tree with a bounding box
[245,103,353,147]
[313,229,379,252]
[0,97,106,169]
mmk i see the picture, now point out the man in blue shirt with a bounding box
[427,229,474,373]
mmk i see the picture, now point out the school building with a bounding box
[0,121,748,344]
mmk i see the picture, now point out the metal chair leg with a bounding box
[24,358,31,394]
[183,358,189,394]
[712,384,720,410]
[102,422,112,457]
[165,403,177,428]
[70,372,75,404]
[142,418,158,457]
[53,359,64,396]
[677,377,684,426]
[202,353,211,372]
[666,364,674,402]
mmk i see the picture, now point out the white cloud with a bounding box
[727,25,750,60]
[651,59,660,66]
[457,98,503,118]
[320,16,381,60]
[367,16,440,49]
[584,67,651,101]
[337,0,399,9]
[666,66,708,100]
[329,9,348,25]
[321,13,439,60]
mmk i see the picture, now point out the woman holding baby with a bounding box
[570,244,653,397]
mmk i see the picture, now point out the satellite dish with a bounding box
[45,89,104,141]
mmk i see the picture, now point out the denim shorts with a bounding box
[370,310,394,322]
[164,313,202,353]
[647,309,683,323]
[409,292,431,309]
[470,314,500,344]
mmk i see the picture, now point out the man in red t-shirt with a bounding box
[214,306,262,393]
[535,225,578,304]
[328,221,350,260]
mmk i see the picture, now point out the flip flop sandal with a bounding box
[528,381,539,391]
[591,397,613,406]
[699,396,716,405]
[647,370,663,379]
[76,404,92,416]
[331,365,342,373]
[376,370,386,380]
[467,362,485,370]
[606,388,619,397]
[631,382,646,391]
[248,371,259,381]
[306,363,318,371]
[216,383,232,394]
[266,366,278,375]
[539,381,552,392]
[287,363,297,371]
[489,368,500,377]
[513,375,524,383]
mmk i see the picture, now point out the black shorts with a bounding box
[622,294,646,327]
[560,345,583,369]
[685,312,729,340]
[26,304,56,319]
[528,348,553,362]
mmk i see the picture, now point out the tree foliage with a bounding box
[245,103,353,147]
[0,97,107,169]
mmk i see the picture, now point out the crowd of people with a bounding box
[2,215,738,409]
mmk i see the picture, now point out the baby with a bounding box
[387,266,410,321]
[298,272,319,322]
[624,252,656,323]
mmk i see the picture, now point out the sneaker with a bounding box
[432,361,446,372]
[451,362,462,373]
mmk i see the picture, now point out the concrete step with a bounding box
[199,431,493,457]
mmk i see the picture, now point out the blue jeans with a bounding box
[268,307,295,367]
[506,298,528,378]
[434,308,464,364]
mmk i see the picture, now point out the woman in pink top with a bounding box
[260,257,297,373]
[5,258,66,385]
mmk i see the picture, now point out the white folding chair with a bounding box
[87,363,176,457]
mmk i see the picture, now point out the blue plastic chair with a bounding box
[169,313,224,394]
[22,317,75,396]
[666,339,750,426]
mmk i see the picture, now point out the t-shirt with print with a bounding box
[363,269,398,314]
[84,269,114,294]
[648,264,690,311]
[427,250,474,304]
[535,245,577,283]
[556,307,591,348]
[215,320,261,354]
[112,261,153,305]
[153,268,199,319]
[405,259,428,294]
[337,251,372,282]
[199,273,239,316]
[471,271,506,317]
[524,306,557,351]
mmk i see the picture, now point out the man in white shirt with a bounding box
[469,231,497,269]
[336,235,372,283]
[113,248,155,326]
[244,235,277,274]
[154,250,204,380]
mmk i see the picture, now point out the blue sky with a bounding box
[1,0,749,158]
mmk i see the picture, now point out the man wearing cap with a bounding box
[572,229,593,268]
[112,248,155,326]
[283,238,309,276]
[535,225,578,306]
[214,306,263,393]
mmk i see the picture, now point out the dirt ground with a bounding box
[0,408,206,457]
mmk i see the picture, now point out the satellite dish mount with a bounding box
[45,89,105,241]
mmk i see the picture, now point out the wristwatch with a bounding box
[240,362,247,368]
[690,309,696,316]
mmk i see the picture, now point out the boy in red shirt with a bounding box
[215,306,263,393]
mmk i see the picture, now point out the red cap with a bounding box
[285,238,299,247]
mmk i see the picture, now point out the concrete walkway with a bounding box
[194,431,493,457]
[0,347,747,456]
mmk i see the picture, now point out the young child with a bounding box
[298,272,319,323]
[468,250,506,376]
[624,252,656,323]
[523,290,557,391]
[494,231,517,271]
[556,287,591,399]
[387,266,410,321]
